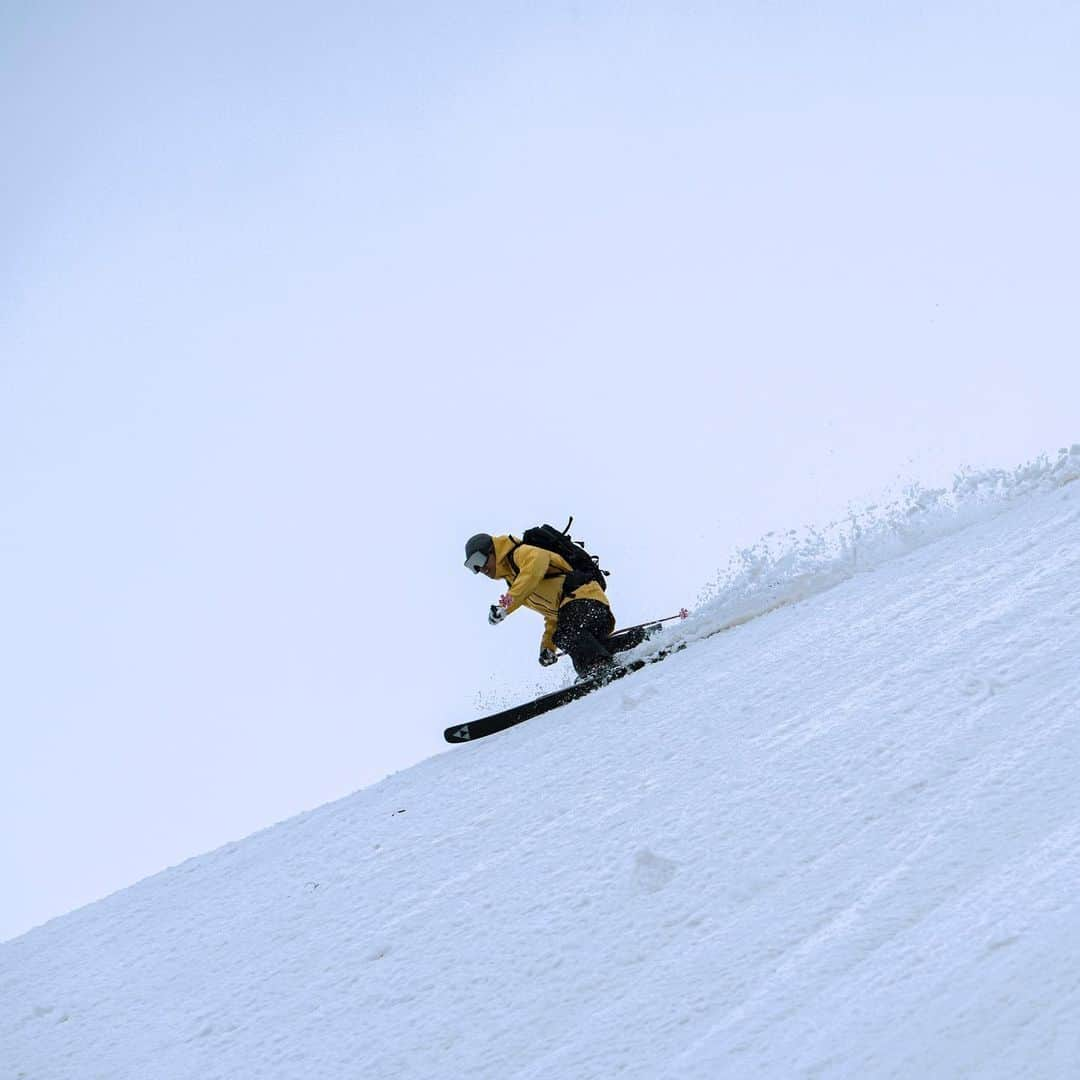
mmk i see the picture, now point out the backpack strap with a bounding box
[505,537,521,578]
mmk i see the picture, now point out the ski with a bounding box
[444,645,684,744]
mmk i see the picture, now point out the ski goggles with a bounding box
[465,550,489,573]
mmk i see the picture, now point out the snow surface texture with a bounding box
[4,448,1080,1079]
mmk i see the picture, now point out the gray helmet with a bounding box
[464,533,494,573]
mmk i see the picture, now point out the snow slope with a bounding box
[4,450,1080,1080]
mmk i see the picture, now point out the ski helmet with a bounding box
[464,533,494,573]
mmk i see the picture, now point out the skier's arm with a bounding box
[505,545,552,611]
[541,615,558,654]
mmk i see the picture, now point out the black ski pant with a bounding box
[553,599,618,677]
[608,624,649,654]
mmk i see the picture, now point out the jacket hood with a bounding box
[491,534,517,576]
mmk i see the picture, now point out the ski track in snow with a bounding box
[3,449,1080,1079]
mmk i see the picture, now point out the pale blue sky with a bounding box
[3,1,1078,942]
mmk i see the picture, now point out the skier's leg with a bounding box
[607,626,648,654]
[553,600,616,677]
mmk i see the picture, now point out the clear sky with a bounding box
[2,1,1078,943]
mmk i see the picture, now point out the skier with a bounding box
[464,532,646,681]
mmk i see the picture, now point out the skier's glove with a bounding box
[488,593,513,625]
[538,648,558,667]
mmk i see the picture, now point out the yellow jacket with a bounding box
[491,534,611,652]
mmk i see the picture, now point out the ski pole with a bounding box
[617,608,690,635]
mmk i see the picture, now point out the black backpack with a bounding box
[508,517,609,597]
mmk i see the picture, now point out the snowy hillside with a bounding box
[4,449,1080,1080]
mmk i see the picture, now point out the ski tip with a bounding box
[444,724,472,743]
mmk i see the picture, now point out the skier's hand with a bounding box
[538,648,558,667]
[488,593,513,625]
